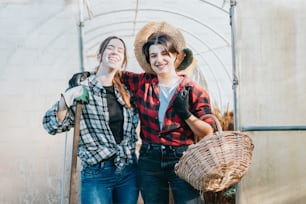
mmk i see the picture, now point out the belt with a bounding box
[100,154,116,163]
[141,143,188,152]
[84,154,116,169]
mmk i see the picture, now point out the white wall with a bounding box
[236,1,306,203]
[0,1,81,203]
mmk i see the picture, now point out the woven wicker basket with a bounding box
[175,114,254,192]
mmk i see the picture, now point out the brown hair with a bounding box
[142,32,179,65]
[96,36,131,108]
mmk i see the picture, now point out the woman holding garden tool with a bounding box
[42,36,139,204]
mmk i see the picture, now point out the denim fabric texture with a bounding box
[137,144,204,204]
[81,157,138,204]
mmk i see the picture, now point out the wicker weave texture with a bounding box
[175,115,254,192]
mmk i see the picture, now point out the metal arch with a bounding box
[188,44,225,108]
[84,28,135,50]
[83,25,231,86]
[182,29,232,82]
[198,0,229,14]
[83,27,227,109]
[83,20,147,35]
[84,36,225,109]
[84,26,230,83]
[82,9,232,81]
[83,21,232,83]
[83,8,230,45]
[185,42,231,108]
[79,2,233,109]
[83,21,145,46]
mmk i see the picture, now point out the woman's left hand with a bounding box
[172,90,192,120]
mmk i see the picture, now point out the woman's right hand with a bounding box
[68,71,91,87]
[61,86,89,108]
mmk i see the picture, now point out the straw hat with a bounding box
[176,48,197,71]
[176,54,198,77]
[134,21,186,74]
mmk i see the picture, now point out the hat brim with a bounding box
[176,58,198,77]
[134,21,186,74]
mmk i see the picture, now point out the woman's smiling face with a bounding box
[149,44,177,76]
[101,38,125,70]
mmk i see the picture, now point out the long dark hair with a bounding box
[96,36,131,108]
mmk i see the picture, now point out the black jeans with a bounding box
[137,143,204,204]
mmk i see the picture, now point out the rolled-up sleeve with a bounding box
[42,102,74,135]
[189,83,214,127]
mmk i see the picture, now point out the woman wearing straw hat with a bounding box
[121,21,214,203]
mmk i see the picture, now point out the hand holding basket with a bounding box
[174,114,254,192]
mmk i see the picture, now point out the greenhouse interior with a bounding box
[0,0,305,203]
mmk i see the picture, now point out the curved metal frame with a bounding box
[81,10,232,108]
[84,8,230,45]
[83,25,230,108]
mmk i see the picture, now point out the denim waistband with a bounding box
[141,143,188,152]
[98,153,137,168]
[100,154,116,163]
[94,154,116,167]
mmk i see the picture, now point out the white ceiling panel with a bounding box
[78,0,233,109]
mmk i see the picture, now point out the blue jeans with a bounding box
[137,143,204,204]
[81,157,138,204]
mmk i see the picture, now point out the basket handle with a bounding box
[203,114,223,134]
[194,114,223,143]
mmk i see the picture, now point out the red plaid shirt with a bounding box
[122,71,213,146]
